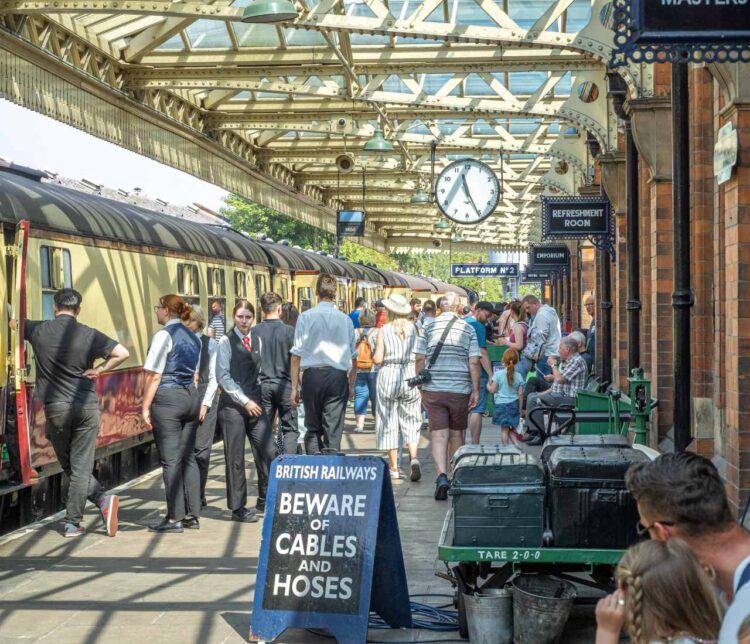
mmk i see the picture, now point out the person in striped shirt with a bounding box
[414,292,480,500]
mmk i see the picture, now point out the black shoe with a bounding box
[149,518,184,533]
[231,508,259,523]
[434,474,450,501]
[523,433,543,446]
[255,503,266,517]
[181,516,200,530]
[201,497,207,508]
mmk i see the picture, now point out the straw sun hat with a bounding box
[382,293,411,316]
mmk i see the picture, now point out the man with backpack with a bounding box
[352,309,378,433]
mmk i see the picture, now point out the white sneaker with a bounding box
[410,459,422,482]
[353,426,364,433]
[389,468,402,479]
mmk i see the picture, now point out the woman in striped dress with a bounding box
[373,294,422,482]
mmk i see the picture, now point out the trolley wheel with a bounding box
[456,589,469,639]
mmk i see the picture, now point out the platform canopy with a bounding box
[0,0,630,251]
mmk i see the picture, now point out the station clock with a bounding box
[435,159,500,225]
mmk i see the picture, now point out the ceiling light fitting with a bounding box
[363,129,394,153]
[241,0,298,23]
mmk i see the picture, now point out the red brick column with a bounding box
[689,66,716,458]
[721,102,750,511]
[639,159,653,398]
[648,178,674,444]
[615,211,629,389]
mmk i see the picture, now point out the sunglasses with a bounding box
[636,519,675,537]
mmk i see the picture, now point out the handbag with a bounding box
[408,316,458,388]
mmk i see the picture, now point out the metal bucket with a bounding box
[511,575,576,644]
[463,588,513,644]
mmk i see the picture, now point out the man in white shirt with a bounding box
[623,453,750,643]
[290,274,357,454]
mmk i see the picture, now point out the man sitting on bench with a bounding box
[524,335,588,445]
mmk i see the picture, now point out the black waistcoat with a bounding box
[219,331,262,408]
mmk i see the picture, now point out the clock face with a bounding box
[435,159,500,224]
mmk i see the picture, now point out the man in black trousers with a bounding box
[290,274,357,454]
[252,292,298,454]
[22,288,129,537]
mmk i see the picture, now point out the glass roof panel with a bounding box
[566,0,593,31]
[507,72,549,95]
[465,75,495,96]
[155,33,185,51]
[284,28,328,46]
[185,20,233,49]
[233,22,281,47]
[455,0,499,27]
[507,0,553,29]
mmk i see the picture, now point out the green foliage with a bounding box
[220,195,398,270]
[339,240,398,271]
[220,194,336,252]
[220,194,540,299]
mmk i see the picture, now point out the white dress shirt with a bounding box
[291,301,357,372]
[718,553,750,643]
[215,327,263,407]
[198,332,219,408]
[144,319,200,375]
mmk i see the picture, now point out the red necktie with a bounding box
[242,336,251,351]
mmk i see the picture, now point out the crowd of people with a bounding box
[24,279,602,536]
[18,282,750,641]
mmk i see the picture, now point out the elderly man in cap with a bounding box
[465,301,496,444]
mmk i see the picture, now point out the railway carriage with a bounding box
[0,164,470,532]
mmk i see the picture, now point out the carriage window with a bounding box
[254,273,268,314]
[337,283,347,310]
[177,263,200,305]
[207,267,225,297]
[298,287,314,312]
[279,277,289,301]
[234,271,248,300]
[40,246,72,320]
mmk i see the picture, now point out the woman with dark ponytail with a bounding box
[142,294,202,533]
[216,300,274,523]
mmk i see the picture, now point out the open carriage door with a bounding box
[10,221,37,485]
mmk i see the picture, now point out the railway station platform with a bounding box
[0,414,601,644]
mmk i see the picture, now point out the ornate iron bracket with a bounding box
[588,234,616,262]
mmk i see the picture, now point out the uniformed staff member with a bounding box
[252,292,298,455]
[21,288,129,538]
[142,294,202,533]
[216,300,274,523]
[186,306,219,508]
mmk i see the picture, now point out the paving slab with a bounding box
[0,415,603,643]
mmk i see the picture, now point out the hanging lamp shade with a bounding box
[410,187,431,204]
[434,217,451,230]
[242,0,298,23]
[363,129,394,153]
[451,232,465,243]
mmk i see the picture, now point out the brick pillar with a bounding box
[712,78,727,462]
[648,178,674,443]
[639,159,653,393]
[689,66,716,458]
[721,102,750,512]
[615,211,629,389]
[571,245,581,329]
[580,246,596,327]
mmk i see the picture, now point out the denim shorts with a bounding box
[492,400,520,429]
[470,373,489,415]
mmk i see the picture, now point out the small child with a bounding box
[595,539,723,644]
[487,348,524,445]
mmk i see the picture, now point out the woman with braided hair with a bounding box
[596,539,723,644]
